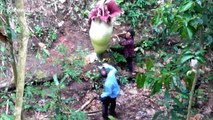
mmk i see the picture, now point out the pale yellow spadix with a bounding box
[89,20,113,54]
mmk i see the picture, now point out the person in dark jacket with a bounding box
[99,63,120,120]
[115,29,135,75]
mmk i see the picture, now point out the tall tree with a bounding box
[14,0,29,119]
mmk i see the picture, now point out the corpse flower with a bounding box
[89,0,122,54]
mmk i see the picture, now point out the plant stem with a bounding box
[186,68,198,120]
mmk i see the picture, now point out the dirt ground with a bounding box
[20,20,160,120]
[1,0,212,120]
[59,81,164,120]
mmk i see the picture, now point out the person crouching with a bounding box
[99,63,120,120]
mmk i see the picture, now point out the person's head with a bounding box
[126,29,135,39]
[100,67,108,78]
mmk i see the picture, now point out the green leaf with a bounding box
[171,24,182,33]
[207,35,213,45]
[171,110,179,120]
[55,107,60,115]
[181,55,194,63]
[186,26,195,39]
[164,89,170,101]
[186,27,192,39]
[155,15,163,27]
[190,17,203,29]
[112,52,126,63]
[108,115,116,120]
[53,74,59,86]
[195,56,205,64]
[163,17,168,25]
[153,14,163,27]
[173,97,183,108]
[60,74,69,84]
[195,49,206,56]
[179,1,194,12]
[136,74,146,89]
[164,75,171,89]
[175,15,183,20]
[42,48,50,56]
[208,75,213,81]
[196,0,202,6]
[0,114,14,120]
[181,27,187,39]
[151,81,162,96]
[164,89,170,107]
[146,58,154,71]
[152,111,164,120]
[184,50,193,55]
[116,0,124,4]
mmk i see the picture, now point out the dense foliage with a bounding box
[0,0,212,119]
[133,0,213,119]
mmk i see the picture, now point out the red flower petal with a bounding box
[89,0,122,25]
[105,0,122,17]
[100,15,110,23]
[88,8,99,26]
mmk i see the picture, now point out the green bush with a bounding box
[117,0,157,28]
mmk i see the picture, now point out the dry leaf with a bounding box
[190,114,203,120]
[38,42,46,49]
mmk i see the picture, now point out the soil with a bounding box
[64,82,165,120]
[22,80,164,120]
[1,0,212,120]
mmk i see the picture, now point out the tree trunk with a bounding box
[14,0,29,119]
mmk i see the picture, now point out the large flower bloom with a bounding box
[88,0,122,54]
[89,0,123,26]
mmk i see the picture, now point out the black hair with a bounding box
[127,29,135,38]
[100,67,107,78]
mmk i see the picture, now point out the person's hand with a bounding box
[103,63,109,67]
[114,34,118,37]
[114,34,120,42]
[98,65,104,70]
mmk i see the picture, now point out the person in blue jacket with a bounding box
[99,63,120,120]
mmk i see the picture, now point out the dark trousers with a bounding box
[126,57,133,72]
[101,97,116,119]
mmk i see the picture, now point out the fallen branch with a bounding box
[86,110,102,116]
[85,110,102,114]
[62,109,101,116]
[6,99,9,114]
[76,96,96,112]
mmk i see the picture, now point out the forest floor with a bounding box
[21,17,161,120]
[0,0,212,120]
[21,0,164,119]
